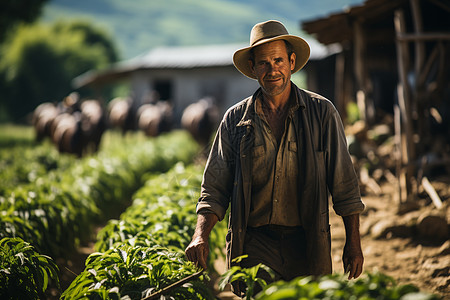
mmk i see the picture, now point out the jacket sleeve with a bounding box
[196,117,235,221]
[324,103,365,216]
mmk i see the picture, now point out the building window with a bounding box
[154,80,173,101]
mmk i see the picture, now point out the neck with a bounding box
[262,82,292,111]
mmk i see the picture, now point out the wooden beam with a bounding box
[334,51,346,120]
[417,43,440,90]
[422,177,443,209]
[397,33,450,41]
[429,0,450,13]
[410,0,425,77]
[394,9,415,162]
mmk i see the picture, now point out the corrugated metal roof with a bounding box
[128,43,243,69]
[73,41,337,88]
[118,39,335,70]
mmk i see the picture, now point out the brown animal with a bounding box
[80,99,106,153]
[137,101,173,137]
[32,102,60,141]
[107,97,136,133]
[32,94,106,157]
[181,98,219,146]
[51,112,83,157]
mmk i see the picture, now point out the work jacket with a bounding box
[197,83,365,275]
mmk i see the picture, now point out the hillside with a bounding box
[42,0,364,60]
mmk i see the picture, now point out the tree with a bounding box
[0,20,119,122]
[0,0,49,43]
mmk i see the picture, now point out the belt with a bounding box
[248,224,304,240]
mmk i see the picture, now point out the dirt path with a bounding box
[216,178,450,299]
[330,179,450,299]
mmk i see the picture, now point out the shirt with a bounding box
[249,93,301,227]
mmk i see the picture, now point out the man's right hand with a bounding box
[185,236,209,269]
[185,212,219,270]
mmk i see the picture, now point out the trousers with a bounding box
[241,225,308,282]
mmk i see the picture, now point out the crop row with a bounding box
[59,161,440,300]
[0,141,76,196]
[61,163,225,299]
[0,130,199,259]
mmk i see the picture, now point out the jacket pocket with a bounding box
[252,145,265,157]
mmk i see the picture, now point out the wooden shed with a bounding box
[73,44,260,122]
[302,0,450,201]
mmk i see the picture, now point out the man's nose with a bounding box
[267,62,277,74]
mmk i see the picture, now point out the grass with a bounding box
[0,124,35,148]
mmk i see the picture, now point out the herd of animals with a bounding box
[32,92,220,157]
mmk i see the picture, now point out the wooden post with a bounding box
[354,21,368,124]
[335,51,346,121]
[394,9,416,202]
[410,0,425,78]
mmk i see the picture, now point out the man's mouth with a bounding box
[265,77,282,83]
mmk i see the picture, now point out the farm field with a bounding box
[0,124,447,299]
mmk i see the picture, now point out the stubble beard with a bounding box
[259,75,290,98]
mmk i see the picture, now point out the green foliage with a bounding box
[255,272,441,300]
[0,20,118,122]
[0,237,59,300]
[0,0,49,42]
[346,101,360,125]
[53,20,118,63]
[61,244,214,300]
[0,129,199,258]
[219,255,275,300]
[0,141,75,196]
[0,123,34,147]
[94,162,227,271]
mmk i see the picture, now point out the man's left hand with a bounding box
[342,242,364,279]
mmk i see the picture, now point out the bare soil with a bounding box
[217,177,450,299]
[52,178,450,300]
[330,178,450,299]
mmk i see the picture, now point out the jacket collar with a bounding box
[236,82,305,127]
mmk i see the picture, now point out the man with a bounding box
[185,20,365,295]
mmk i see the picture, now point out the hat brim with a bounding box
[233,35,310,79]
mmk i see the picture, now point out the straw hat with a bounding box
[233,20,310,79]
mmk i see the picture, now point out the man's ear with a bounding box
[290,52,296,71]
[248,59,255,76]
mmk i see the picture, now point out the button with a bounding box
[276,176,279,180]
[274,199,278,203]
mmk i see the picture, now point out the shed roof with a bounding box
[302,0,409,45]
[73,40,338,88]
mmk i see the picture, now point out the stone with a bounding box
[370,219,414,239]
[417,214,449,242]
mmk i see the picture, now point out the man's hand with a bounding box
[343,241,364,279]
[342,213,364,279]
[185,235,209,269]
[185,213,218,270]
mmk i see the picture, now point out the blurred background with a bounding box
[0,0,363,124]
[1,1,450,298]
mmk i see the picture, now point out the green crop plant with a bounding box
[0,130,199,259]
[0,237,59,300]
[0,141,75,196]
[254,272,441,300]
[219,255,275,300]
[61,244,214,299]
[94,162,227,272]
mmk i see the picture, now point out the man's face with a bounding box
[250,40,296,98]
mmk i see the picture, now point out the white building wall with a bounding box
[129,66,259,125]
